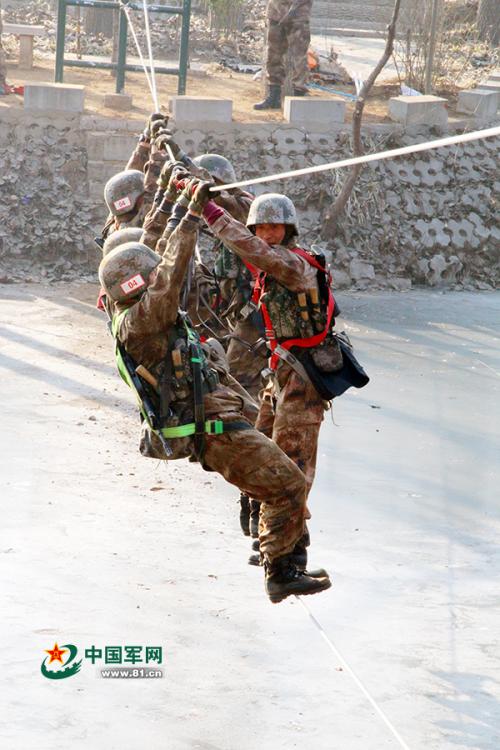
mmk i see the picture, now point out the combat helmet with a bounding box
[103,227,143,256]
[246,193,298,235]
[99,242,161,304]
[192,153,236,185]
[104,170,144,217]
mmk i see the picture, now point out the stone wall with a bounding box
[0,106,499,289]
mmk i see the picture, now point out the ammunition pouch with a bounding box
[300,332,369,400]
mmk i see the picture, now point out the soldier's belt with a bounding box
[158,419,252,439]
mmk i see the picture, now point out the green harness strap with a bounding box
[111,310,252,448]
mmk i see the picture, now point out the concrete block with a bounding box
[24,83,85,113]
[104,93,133,111]
[457,89,498,119]
[283,96,345,125]
[102,134,138,162]
[490,71,500,83]
[169,96,232,123]
[388,95,448,128]
[477,80,500,93]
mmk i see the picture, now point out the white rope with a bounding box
[296,597,413,750]
[210,125,500,192]
[142,0,160,112]
[117,0,155,102]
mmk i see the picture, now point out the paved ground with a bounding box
[311,33,399,82]
[1,284,499,750]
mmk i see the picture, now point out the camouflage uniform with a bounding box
[112,213,307,562]
[265,0,313,93]
[203,204,326,506]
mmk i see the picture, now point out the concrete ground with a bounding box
[311,33,399,82]
[1,284,499,750]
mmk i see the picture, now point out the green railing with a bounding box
[55,0,191,95]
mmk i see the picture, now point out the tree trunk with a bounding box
[321,0,402,238]
[477,0,500,46]
[85,8,114,39]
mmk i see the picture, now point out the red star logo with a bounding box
[45,643,67,664]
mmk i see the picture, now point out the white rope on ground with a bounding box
[210,125,500,193]
[142,0,160,112]
[117,0,155,102]
[296,597,413,750]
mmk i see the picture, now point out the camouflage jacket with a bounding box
[113,215,257,427]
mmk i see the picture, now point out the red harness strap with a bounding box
[253,247,335,370]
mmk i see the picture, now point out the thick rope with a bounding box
[117,0,155,102]
[142,0,160,112]
[296,597,413,750]
[209,125,500,192]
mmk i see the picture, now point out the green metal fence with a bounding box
[55,0,191,95]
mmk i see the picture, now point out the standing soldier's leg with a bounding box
[288,13,312,95]
[254,20,288,110]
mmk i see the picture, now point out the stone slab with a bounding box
[476,80,500,94]
[24,83,85,113]
[169,96,232,123]
[3,23,46,36]
[489,71,500,83]
[457,89,499,119]
[388,95,448,128]
[283,96,346,124]
[104,93,133,111]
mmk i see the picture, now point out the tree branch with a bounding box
[321,0,402,238]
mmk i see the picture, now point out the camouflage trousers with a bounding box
[203,423,307,562]
[254,365,326,534]
[265,15,311,92]
[227,318,268,405]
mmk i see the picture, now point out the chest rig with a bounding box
[252,246,336,372]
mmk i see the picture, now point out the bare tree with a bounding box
[477,0,499,47]
[321,0,402,237]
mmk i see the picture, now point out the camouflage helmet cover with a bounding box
[98,242,161,303]
[102,227,144,256]
[104,169,144,217]
[246,193,298,234]
[192,153,236,185]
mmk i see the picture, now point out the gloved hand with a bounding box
[157,159,184,189]
[154,132,185,161]
[187,179,215,216]
[141,112,168,142]
[165,165,191,202]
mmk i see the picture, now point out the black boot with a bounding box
[249,500,260,538]
[293,87,308,97]
[250,539,327,577]
[265,555,331,604]
[254,84,282,110]
[239,493,250,536]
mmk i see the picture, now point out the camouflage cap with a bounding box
[104,170,145,217]
[192,153,236,185]
[102,227,143,256]
[246,193,298,234]
[98,242,161,303]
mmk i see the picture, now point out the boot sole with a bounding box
[268,577,332,604]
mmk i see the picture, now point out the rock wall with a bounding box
[0,107,498,289]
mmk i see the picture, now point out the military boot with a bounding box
[250,539,327,577]
[239,493,250,536]
[254,85,282,110]
[265,555,331,604]
[249,500,260,538]
[293,88,308,96]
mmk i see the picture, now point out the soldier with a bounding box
[98,180,331,603]
[199,190,339,572]
[255,0,313,110]
[102,169,146,240]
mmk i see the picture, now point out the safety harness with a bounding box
[251,247,335,373]
[111,308,251,461]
